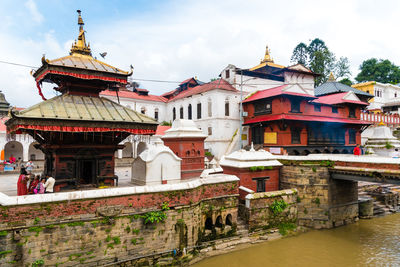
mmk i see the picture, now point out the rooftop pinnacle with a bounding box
[70,10,92,56]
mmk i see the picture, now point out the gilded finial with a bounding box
[261,45,274,63]
[70,10,92,56]
[328,72,336,82]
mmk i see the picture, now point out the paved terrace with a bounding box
[0,167,132,197]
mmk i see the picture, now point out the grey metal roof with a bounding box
[12,94,156,124]
[315,81,373,97]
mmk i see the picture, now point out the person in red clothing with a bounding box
[353,144,361,156]
[17,168,28,196]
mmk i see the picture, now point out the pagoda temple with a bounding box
[6,11,158,189]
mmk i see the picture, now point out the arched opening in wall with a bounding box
[225,214,232,226]
[180,106,184,119]
[225,97,230,116]
[154,108,159,121]
[291,150,300,155]
[205,217,213,230]
[215,215,223,228]
[332,149,340,154]
[313,149,321,154]
[301,150,310,155]
[323,149,330,154]
[342,149,349,154]
[28,142,44,161]
[173,107,176,121]
[122,142,133,158]
[140,107,146,114]
[188,104,192,120]
[4,141,23,162]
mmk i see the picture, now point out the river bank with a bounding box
[191,213,400,267]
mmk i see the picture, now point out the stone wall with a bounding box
[280,164,358,229]
[0,178,238,266]
[242,189,298,232]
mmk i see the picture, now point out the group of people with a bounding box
[17,167,55,196]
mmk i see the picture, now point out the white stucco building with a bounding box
[352,81,400,112]
[98,45,317,161]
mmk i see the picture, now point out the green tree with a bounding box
[290,38,351,86]
[338,78,353,86]
[355,58,400,84]
[290,42,308,65]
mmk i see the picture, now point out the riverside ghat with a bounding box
[2,10,400,267]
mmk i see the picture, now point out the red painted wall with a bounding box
[223,166,280,193]
[162,137,206,179]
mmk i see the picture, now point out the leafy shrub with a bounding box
[269,199,288,215]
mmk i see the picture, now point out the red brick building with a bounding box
[220,147,282,194]
[243,81,371,155]
[162,120,207,179]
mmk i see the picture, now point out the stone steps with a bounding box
[236,218,248,237]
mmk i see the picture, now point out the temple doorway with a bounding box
[80,160,95,184]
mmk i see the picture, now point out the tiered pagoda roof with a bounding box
[6,10,157,136]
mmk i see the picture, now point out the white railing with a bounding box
[360,112,400,126]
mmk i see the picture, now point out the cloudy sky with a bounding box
[1,0,399,107]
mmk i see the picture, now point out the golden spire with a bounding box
[328,72,336,82]
[261,45,274,63]
[70,10,92,56]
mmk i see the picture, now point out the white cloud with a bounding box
[2,0,400,107]
[24,0,43,24]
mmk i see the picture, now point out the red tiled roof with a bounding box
[155,125,171,135]
[311,92,368,106]
[161,89,177,97]
[243,85,316,103]
[169,79,237,101]
[243,114,372,125]
[101,90,167,102]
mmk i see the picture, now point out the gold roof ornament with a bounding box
[261,45,274,63]
[249,44,284,71]
[70,10,92,56]
[328,72,336,82]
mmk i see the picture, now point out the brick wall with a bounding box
[223,166,279,194]
[0,181,238,266]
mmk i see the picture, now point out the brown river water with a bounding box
[193,214,400,267]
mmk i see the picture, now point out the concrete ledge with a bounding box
[0,174,239,206]
[246,188,297,200]
[239,186,254,194]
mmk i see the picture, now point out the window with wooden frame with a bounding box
[291,128,301,144]
[252,177,269,192]
[349,129,356,144]
[290,99,301,113]
[314,104,321,112]
[254,100,272,115]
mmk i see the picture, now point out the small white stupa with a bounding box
[364,122,400,157]
[131,138,182,185]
